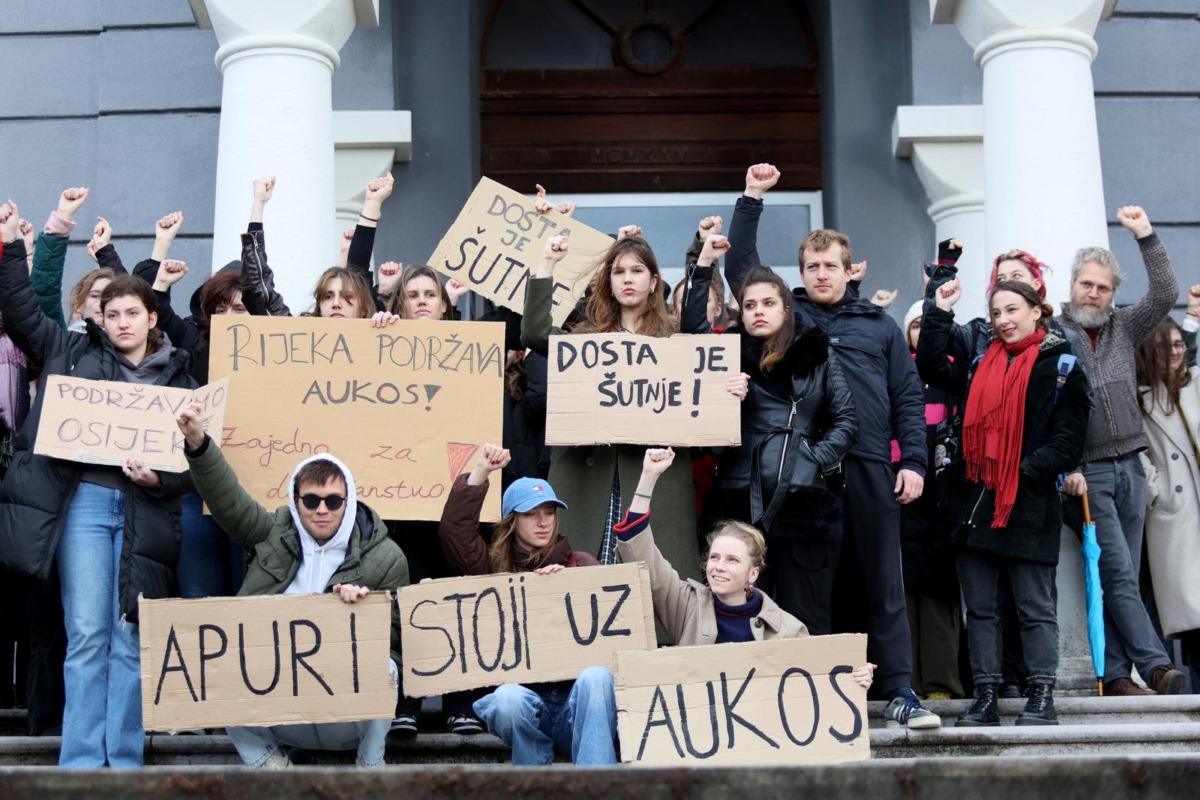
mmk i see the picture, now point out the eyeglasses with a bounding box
[1168,341,1186,352]
[299,493,346,511]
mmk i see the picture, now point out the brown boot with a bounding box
[1103,677,1154,696]
[1148,666,1189,695]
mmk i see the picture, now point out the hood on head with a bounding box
[286,452,358,556]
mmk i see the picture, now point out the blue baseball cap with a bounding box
[502,478,568,517]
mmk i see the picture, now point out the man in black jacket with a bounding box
[726,164,939,729]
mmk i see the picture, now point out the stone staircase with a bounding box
[2,695,1199,766]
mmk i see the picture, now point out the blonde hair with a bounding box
[704,520,767,571]
[69,268,116,318]
[487,509,562,574]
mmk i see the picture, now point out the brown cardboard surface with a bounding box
[546,333,741,446]
[398,563,655,697]
[616,634,870,766]
[139,592,394,732]
[427,177,614,327]
[35,376,229,472]
[207,315,503,521]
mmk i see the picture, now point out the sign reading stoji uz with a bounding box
[398,563,655,696]
[208,316,503,521]
[35,376,229,472]
[547,333,741,447]
[139,593,394,732]
[616,634,870,766]
[427,176,614,327]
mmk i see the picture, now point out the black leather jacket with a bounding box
[682,265,857,531]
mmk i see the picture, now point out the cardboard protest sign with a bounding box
[35,376,229,472]
[546,333,741,447]
[428,176,614,327]
[398,563,654,697]
[208,316,503,521]
[616,635,870,766]
[139,592,394,732]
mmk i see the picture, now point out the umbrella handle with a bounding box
[1081,489,1093,527]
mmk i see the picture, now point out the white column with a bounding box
[931,0,1117,309]
[894,105,988,316]
[332,110,413,266]
[190,0,379,309]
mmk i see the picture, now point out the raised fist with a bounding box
[57,187,90,221]
[0,202,20,244]
[744,164,781,198]
[935,278,962,312]
[698,234,731,267]
[543,234,570,264]
[847,261,867,283]
[1116,205,1152,238]
[364,172,394,207]
[378,261,403,296]
[447,279,469,306]
[86,216,113,259]
[698,215,723,238]
[616,224,642,241]
[253,176,276,204]
[870,289,898,310]
[156,211,184,239]
[155,259,189,289]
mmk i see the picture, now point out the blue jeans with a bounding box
[178,491,244,599]
[56,482,143,768]
[1067,456,1170,681]
[227,660,398,767]
[473,666,617,766]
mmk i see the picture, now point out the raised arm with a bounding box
[1114,206,1179,346]
[348,172,394,311]
[520,234,569,356]
[725,164,779,294]
[438,444,509,575]
[30,187,89,328]
[149,211,183,264]
[240,175,292,316]
[681,234,730,334]
[915,279,972,395]
[1184,285,1199,368]
[178,404,276,549]
[86,217,126,275]
[0,202,75,364]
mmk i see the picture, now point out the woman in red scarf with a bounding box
[916,280,1090,728]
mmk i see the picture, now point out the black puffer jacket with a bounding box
[682,265,857,537]
[916,306,1090,565]
[0,238,195,621]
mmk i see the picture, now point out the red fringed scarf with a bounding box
[962,328,1045,528]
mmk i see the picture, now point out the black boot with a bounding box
[1016,683,1058,726]
[956,683,1001,727]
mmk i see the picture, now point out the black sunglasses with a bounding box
[299,493,346,511]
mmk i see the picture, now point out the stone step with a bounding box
[3,721,1200,766]
[8,754,1200,800]
[865,695,1200,728]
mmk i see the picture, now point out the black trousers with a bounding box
[25,574,65,735]
[831,457,912,694]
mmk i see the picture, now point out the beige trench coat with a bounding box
[1140,380,1200,637]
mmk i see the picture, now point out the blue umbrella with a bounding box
[1081,490,1105,695]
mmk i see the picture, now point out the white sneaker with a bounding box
[356,756,385,768]
[258,751,291,769]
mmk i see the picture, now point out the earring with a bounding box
[745,582,755,597]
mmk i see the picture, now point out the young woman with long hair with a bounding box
[917,280,1090,727]
[1135,318,1200,681]
[0,202,196,767]
[521,233,703,584]
[437,443,616,765]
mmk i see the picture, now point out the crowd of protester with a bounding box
[0,161,1197,768]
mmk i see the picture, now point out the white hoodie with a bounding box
[283,453,359,595]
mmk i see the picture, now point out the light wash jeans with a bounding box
[473,666,617,766]
[227,660,399,767]
[57,482,144,768]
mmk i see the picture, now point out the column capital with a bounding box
[931,0,1117,62]
[189,0,379,72]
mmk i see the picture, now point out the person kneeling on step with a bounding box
[176,403,409,768]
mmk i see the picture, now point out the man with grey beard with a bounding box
[1059,206,1184,696]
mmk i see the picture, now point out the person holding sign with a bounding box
[438,444,619,766]
[522,233,701,584]
[682,236,857,636]
[917,281,1090,726]
[614,449,874,684]
[0,202,197,768]
[176,403,409,767]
